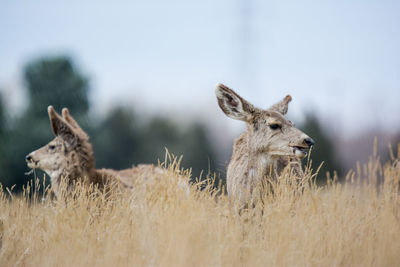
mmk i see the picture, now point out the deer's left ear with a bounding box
[48,106,78,147]
[62,108,80,129]
[269,95,292,115]
[62,107,89,140]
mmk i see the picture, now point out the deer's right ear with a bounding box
[62,107,89,139]
[48,106,78,147]
[62,108,80,129]
[215,83,255,121]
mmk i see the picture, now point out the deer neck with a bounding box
[245,133,272,182]
[247,152,303,181]
[47,165,94,188]
[47,169,65,192]
[247,149,275,182]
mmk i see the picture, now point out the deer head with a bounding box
[215,83,314,160]
[25,106,94,181]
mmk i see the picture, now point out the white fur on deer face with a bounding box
[26,137,69,177]
[215,83,314,160]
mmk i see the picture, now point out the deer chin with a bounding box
[25,160,39,175]
[291,146,309,159]
[26,160,38,169]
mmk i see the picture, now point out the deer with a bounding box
[215,83,314,204]
[25,106,164,198]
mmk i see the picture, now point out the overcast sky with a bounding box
[1,0,399,138]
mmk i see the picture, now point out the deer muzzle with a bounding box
[25,154,38,168]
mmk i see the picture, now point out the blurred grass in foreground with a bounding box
[0,149,399,267]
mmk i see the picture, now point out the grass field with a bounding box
[0,152,399,267]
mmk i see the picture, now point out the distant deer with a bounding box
[25,106,162,198]
[215,83,314,203]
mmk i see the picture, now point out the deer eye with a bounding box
[49,145,56,150]
[269,124,282,130]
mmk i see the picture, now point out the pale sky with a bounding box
[1,0,399,138]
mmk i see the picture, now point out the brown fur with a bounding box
[215,84,314,204]
[26,106,161,198]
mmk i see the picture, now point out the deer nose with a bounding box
[25,155,32,162]
[303,138,315,147]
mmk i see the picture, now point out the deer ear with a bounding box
[48,106,78,146]
[215,83,255,121]
[269,95,292,115]
[62,107,89,140]
[62,108,80,129]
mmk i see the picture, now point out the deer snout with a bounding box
[25,154,33,162]
[25,154,38,165]
[303,138,315,147]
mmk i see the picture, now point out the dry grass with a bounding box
[0,152,400,267]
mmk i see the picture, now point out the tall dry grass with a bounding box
[0,151,399,267]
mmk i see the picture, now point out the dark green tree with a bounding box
[0,93,4,134]
[140,117,181,163]
[24,57,89,117]
[299,113,342,183]
[91,109,218,183]
[140,117,216,181]
[89,107,141,170]
[0,56,89,189]
[83,102,218,186]
[179,123,216,178]
[0,93,6,182]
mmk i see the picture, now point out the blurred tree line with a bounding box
[0,56,216,190]
[0,55,345,190]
